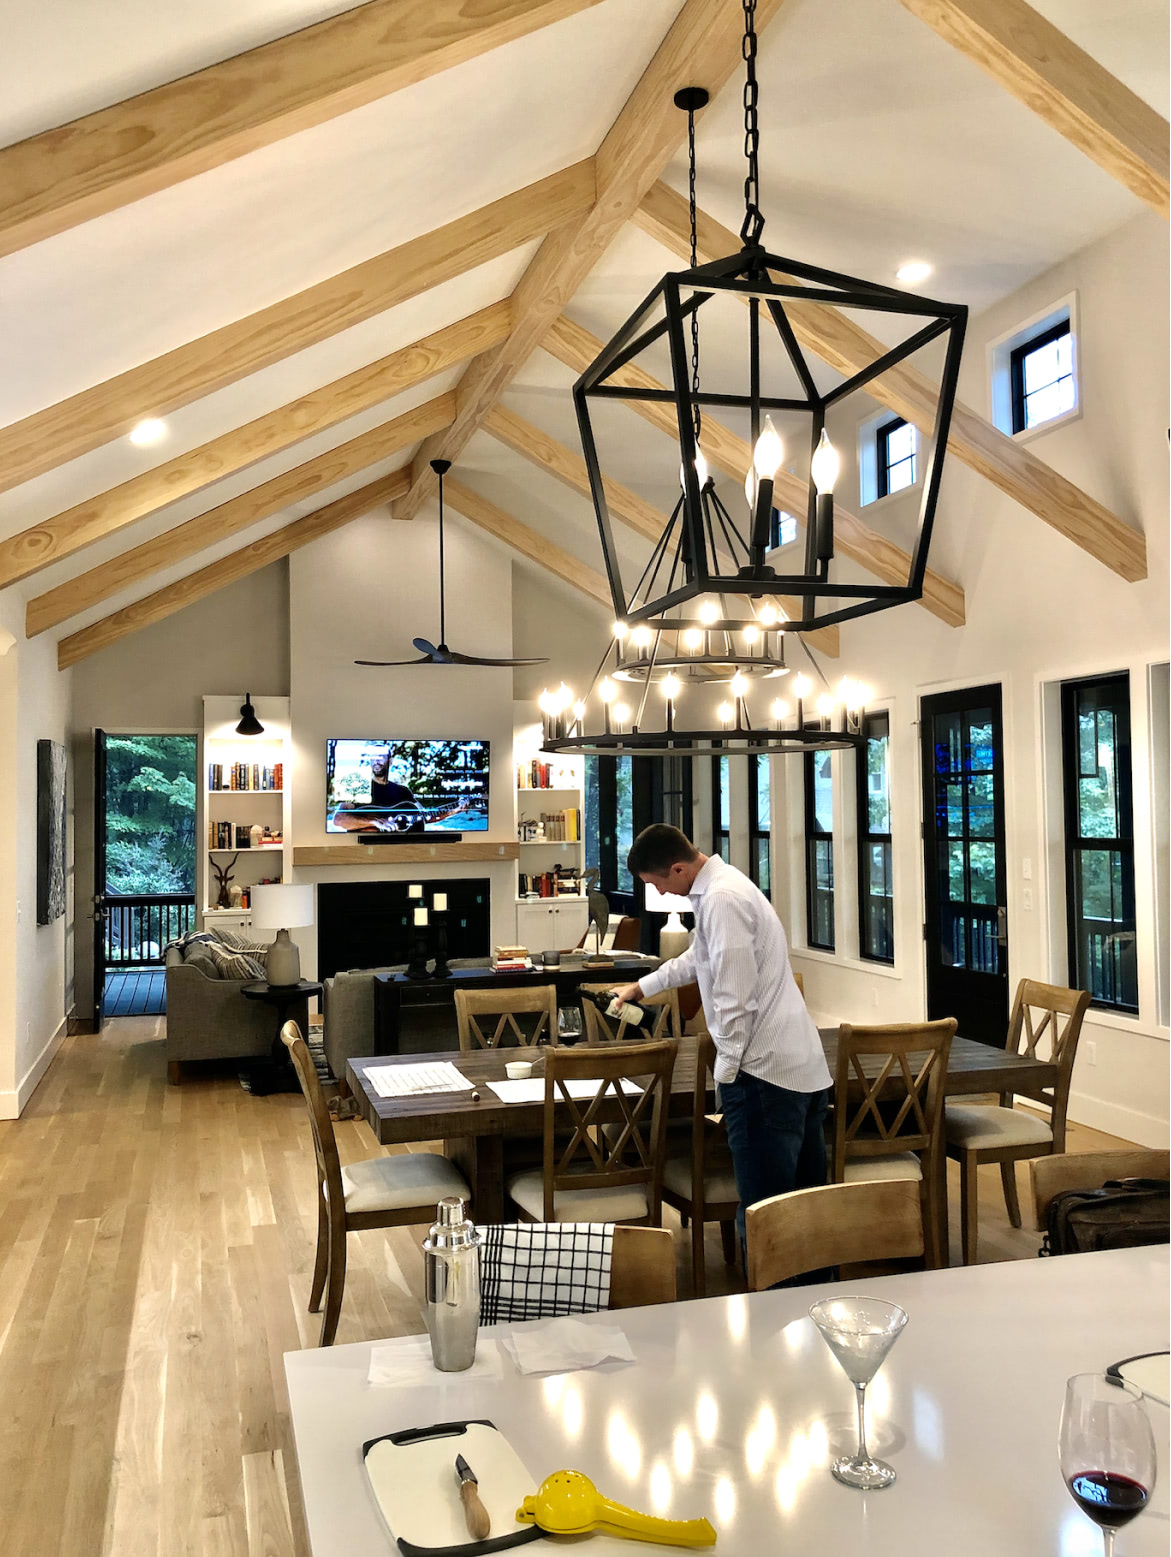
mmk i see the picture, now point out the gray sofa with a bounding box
[165,945,276,1082]
[323,957,492,1084]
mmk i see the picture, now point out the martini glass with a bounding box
[1059,1374,1157,1556]
[809,1296,908,1489]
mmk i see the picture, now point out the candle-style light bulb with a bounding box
[758,602,779,627]
[612,620,628,640]
[683,627,703,652]
[698,600,719,626]
[810,429,840,495]
[599,678,616,703]
[744,466,756,509]
[718,702,734,726]
[572,700,587,722]
[793,674,811,699]
[752,416,785,480]
[613,702,631,727]
[730,672,748,699]
[816,694,834,719]
[743,625,760,646]
[680,445,710,489]
[772,699,790,722]
[662,674,681,700]
[538,689,555,715]
[556,683,574,712]
[632,625,654,649]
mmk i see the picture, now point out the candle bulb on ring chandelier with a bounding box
[599,676,616,734]
[816,693,834,732]
[613,701,630,733]
[698,600,719,626]
[771,698,790,728]
[683,627,703,654]
[793,673,811,727]
[718,701,734,728]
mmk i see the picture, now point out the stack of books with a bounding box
[492,946,531,972]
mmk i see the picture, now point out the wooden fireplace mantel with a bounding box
[293,841,520,867]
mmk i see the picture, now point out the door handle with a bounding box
[996,906,1007,946]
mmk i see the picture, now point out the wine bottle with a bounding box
[581,988,655,1030]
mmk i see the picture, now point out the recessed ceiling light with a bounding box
[128,418,167,447]
[896,260,933,285]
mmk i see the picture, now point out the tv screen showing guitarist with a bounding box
[330,750,426,833]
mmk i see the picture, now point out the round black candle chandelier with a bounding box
[541,0,966,759]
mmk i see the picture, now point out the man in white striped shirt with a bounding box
[613,825,831,1256]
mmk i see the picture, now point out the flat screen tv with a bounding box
[326,738,490,834]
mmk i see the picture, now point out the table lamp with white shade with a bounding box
[249,883,315,987]
[643,881,693,960]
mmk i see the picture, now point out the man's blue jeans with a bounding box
[717,1072,831,1253]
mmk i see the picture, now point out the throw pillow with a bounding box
[209,926,268,954]
[182,946,222,980]
[202,940,267,982]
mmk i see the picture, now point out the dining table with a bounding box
[285,1244,1169,1557]
[346,1032,1057,1225]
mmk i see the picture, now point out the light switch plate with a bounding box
[1022,858,1032,880]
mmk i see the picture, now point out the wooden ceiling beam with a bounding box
[483,404,839,657]
[0,159,593,494]
[542,314,966,628]
[444,478,610,608]
[635,181,1146,582]
[392,0,794,521]
[0,0,604,258]
[25,393,453,636]
[896,0,1169,216]
[3,301,510,591]
[56,470,411,670]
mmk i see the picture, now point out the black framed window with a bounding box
[749,754,771,897]
[804,750,834,950]
[588,755,635,907]
[711,747,730,858]
[1010,318,1074,434]
[857,710,894,963]
[876,417,917,498]
[1060,675,1137,1013]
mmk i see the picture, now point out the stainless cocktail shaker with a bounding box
[423,1196,481,1371]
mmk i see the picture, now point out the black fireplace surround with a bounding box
[316,880,490,980]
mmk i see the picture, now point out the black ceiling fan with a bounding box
[356,459,548,668]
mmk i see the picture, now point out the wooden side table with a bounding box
[241,979,323,1095]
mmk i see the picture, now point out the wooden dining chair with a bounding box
[580,982,681,1042]
[454,985,558,1051]
[945,979,1092,1265]
[746,1180,924,1291]
[660,1032,739,1297]
[281,1021,470,1346]
[506,1039,677,1225]
[1030,1149,1170,1231]
[832,1019,956,1269]
[793,970,805,999]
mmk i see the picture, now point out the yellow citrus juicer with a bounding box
[517,1469,717,1546]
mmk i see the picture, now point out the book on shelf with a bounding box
[516,759,578,790]
[207,760,283,792]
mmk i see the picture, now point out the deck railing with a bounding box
[104,894,196,968]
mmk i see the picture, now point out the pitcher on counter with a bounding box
[612,825,831,1265]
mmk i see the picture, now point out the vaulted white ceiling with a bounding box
[0,0,1166,664]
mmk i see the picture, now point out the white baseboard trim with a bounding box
[0,1016,68,1120]
[1067,1092,1170,1149]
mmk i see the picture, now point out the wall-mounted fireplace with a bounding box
[316,879,490,979]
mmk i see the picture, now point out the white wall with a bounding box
[775,210,1169,1146]
[289,505,522,969]
[0,591,74,1117]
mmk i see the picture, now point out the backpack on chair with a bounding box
[1040,1178,1170,1257]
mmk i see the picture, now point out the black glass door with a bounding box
[920,685,1008,1045]
[93,729,108,1031]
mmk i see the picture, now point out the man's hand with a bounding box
[611,983,643,1008]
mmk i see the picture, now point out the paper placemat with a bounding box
[365,1063,472,1099]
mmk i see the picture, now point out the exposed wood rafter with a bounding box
[393,0,794,521]
[896,0,1169,216]
[26,394,454,636]
[56,471,411,670]
[2,301,511,591]
[0,160,594,494]
[482,404,840,657]
[635,181,1146,582]
[542,314,966,628]
[444,478,610,608]
[0,0,604,257]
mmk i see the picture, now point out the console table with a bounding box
[371,959,660,1054]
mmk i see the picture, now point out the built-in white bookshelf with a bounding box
[513,729,587,944]
[200,695,292,926]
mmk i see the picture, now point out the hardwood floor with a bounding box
[0,1018,1138,1556]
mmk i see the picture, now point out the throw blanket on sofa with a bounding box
[165,927,267,980]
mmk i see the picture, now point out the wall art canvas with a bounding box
[37,739,67,925]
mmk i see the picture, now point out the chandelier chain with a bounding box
[686,103,702,444]
[739,0,765,246]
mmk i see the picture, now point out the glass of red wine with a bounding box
[1059,1373,1157,1556]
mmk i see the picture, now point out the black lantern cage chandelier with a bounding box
[541,0,966,760]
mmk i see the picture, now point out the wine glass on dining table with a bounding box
[1060,1374,1157,1556]
[809,1296,908,1490]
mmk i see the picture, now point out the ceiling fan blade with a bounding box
[354,654,434,667]
[412,637,440,656]
[445,649,550,666]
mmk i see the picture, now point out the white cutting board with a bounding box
[364,1420,542,1554]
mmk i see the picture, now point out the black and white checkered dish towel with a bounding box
[479,1223,614,1325]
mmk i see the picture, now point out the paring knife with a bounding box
[455,1454,491,1540]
